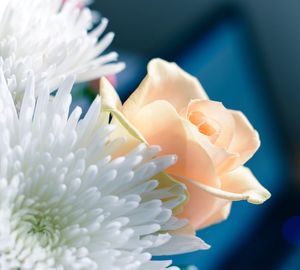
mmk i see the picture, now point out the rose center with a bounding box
[198,120,218,136]
[189,111,220,138]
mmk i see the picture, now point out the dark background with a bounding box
[89,1,300,269]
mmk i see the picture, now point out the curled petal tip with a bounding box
[247,189,271,204]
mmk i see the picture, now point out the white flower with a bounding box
[68,0,93,6]
[0,0,125,106]
[62,0,95,10]
[0,66,208,270]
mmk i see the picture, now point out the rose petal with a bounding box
[228,110,260,167]
[100,78,147,142]
[130,99,220,187]
[198,202,232,229]
[179,166,270,205]
[177,166,270,228]
[123,58,209,116]
[178,176,229,230]
[221,166,271,204]
[100,77,123,111]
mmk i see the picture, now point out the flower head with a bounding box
[0,0,124,106]
[100,58,271,230]
[0,65,207,269]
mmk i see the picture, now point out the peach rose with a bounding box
[100,58,271,230]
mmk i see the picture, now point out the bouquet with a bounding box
[0,1,270,269]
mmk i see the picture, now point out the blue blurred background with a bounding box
[84,1,300,269]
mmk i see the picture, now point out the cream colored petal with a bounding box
[221,166,271,204]
[99,77,147,143]
[228,110,260,167]
[176,166,270,204]
[123,58,208,117]
[130,99,220,187]
[108,118,142,157]
[100,77,122,111]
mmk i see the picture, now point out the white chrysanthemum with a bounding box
[69,0,93,6]
[0,67,207,269]
[0,0,124,106]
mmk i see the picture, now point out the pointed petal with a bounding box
[178,166,270,205]
[221,166,271,204]
[100,78,147,142]
[100,77,122,111]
